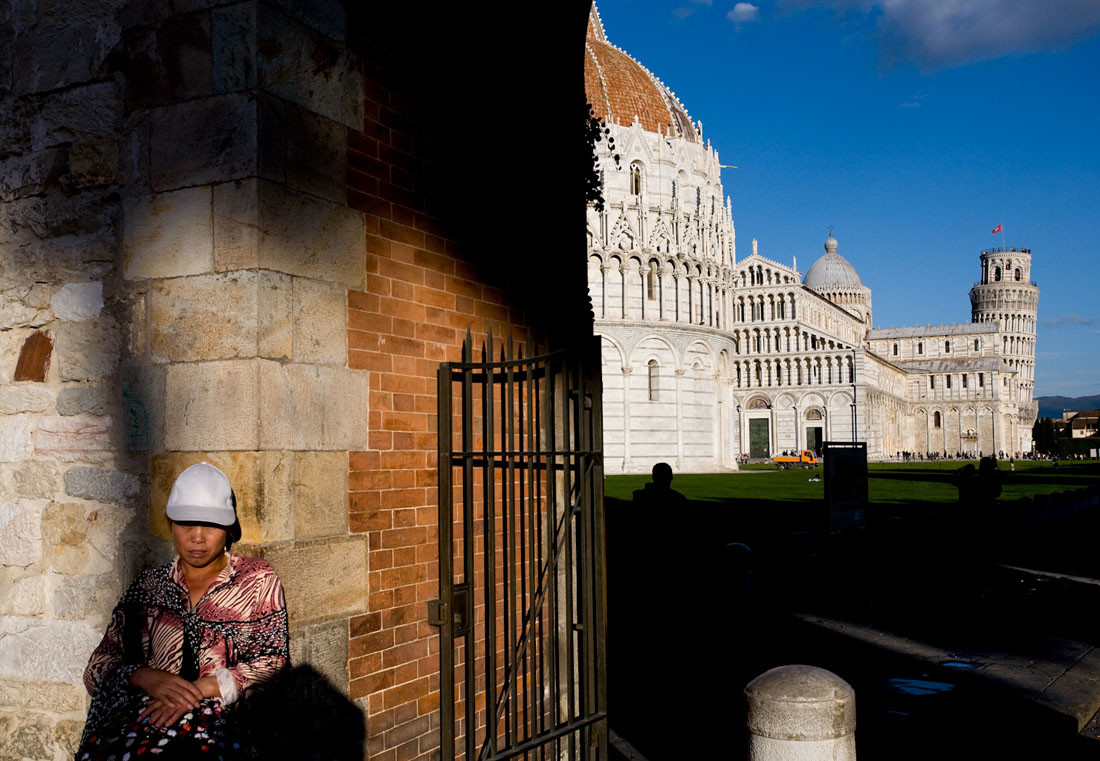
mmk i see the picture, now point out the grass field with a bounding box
[604,459,1100,504]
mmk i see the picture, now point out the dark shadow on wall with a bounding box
[244,664,366,761]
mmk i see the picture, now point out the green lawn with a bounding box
[604,460,1100,504]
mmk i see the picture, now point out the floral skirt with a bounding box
[76,695,249,761]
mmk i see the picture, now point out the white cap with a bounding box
[166,462,236,527]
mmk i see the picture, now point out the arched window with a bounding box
[962,374,968,389]
[973,339,979,351]
[946,375,952,389]
[1014,268,1022,281]
[978,373,985,388]
[893,343,898,356]
[945,340,950,353]
[933,411,942,428]
[647,360,659,401]
[930,376,935,389]
[994,267,1002,281]
[630,162,643,197]
[917,342,923,355]
[647,262,657,301]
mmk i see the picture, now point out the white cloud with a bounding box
[675,0,714,19]
[900,90,927,108]
[781,0,1100,69]
[728,2,760,23]
[1042,315,1100,328]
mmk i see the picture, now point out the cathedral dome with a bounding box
[585,7,697,142]
[803,235,864,289]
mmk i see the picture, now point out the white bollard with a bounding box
[744,665,856,761]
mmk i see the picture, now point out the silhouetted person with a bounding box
[632,462,688,509]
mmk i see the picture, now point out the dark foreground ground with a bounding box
[604,473,1100,761]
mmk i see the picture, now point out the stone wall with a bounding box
[1,2,373,757]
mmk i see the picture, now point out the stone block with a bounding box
[292,451,347,539]
[122,362,165,452]
[66,139,119,189]
[55,318,120,381]
[291,618,349,694]
[211,1,257,93]
[122,186,213,280]
[31,81,120,153]
[54,572,123,622]
[64,466,140,503]
[11,14,120,95]
[12,461,61,499]
[34,416,113,462]
[0,386,52,414]
[149,271,259,361]
[260,535,368,624]
[286,105,346,204]
[0,711,82,760]
[0,148,66,201]
[165,360,259,451]
[84,504,138,569]
[150,451,293,544]
[2,187,115,241]
[293,278,346,365]
[149,91,284,191]
[0,575,48,616]
[128,292,148,356]
[256,8,362,129]
[259,362,369,450]
[213,178,262,271]
[42,501,93,576]
[123,12,213,110]
[0,500,44,567]
[0,677,87,713]
[51,281,103,322]
[0,291,39,330]
[258,270,293,359]
[214,179,365,287]
[56,387,108,416]
[0,416,33,463]
[0,616,103,684]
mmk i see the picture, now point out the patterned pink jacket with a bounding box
[83,553,289,711]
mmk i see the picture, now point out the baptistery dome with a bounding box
[584,6,697,142]
[803,234,864,290]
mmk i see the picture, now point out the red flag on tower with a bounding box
[991,224,1002,234]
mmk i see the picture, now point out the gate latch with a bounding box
[427,583,472,636]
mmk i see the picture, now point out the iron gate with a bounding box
[431,331,607,761]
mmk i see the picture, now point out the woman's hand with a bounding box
[131,667,203,728]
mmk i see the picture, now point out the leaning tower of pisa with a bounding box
[969,246,1039,442]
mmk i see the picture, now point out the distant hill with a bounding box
[1035,394,1100,419]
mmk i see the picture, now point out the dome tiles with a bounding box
[584,6,696,142]
[803,234,864,290]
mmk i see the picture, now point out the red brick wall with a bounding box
[344,57,537,761]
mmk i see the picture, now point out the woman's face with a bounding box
[170,521,228,570]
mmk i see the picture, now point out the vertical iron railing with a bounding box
[433,331,606,761]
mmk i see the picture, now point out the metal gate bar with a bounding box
[434,332,606,761]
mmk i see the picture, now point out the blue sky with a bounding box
[593,0,1100,397]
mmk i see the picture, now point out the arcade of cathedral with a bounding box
[583,8,1038,473]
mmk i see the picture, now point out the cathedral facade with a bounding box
[584,8,1038,473]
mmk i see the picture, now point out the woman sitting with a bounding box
[77,462,289,760]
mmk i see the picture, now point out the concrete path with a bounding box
[792,611,1100,734]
